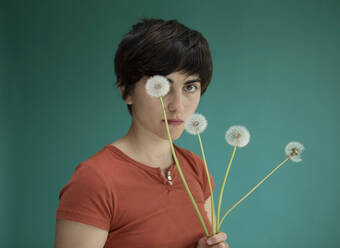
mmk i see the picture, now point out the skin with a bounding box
[113,71,229,247]
[113,71,202,173]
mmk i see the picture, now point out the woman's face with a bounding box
[124,71,202,141]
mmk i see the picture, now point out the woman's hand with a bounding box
[196,232,229,248]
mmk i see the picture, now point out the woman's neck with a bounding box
[113,127,174,168]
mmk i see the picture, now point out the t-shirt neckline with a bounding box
[104,143,178,174]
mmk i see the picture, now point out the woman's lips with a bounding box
[162,120,184,126]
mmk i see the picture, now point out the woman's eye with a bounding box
[185,85,198,93]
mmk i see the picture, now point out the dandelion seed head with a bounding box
[225,125,250,147]
[285,141,304,163]
[184,113,208,135]
[145,75,170,98]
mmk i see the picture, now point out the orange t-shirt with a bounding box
[56,143,215,248]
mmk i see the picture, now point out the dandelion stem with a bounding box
[197,132,216,236]
[216,145,237,233]
[218,156,291,229]
[159,97,209,237]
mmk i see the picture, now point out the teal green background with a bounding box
[2,0,339,247]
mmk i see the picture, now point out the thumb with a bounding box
[196,236,208,248]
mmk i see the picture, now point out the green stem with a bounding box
[216,145,237,233]
[218,156,291,229]
[159,97,209,237]
[197,132,216,236]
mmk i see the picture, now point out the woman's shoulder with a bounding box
[72,143,123,178]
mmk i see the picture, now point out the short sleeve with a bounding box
[190,151,215,201]
[56,162,113,231]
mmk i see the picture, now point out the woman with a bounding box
[55,18,229,248]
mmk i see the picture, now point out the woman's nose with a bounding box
[167,90,184,113]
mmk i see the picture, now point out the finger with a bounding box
[206,232,228,245]
[207,242,228,248]
[211,242,229,248]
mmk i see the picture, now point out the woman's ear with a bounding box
[119,85,133,105]
[119,85,125,96]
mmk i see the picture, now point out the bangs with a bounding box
[140,30,212,94]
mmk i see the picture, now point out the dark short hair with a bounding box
[114,18,213,116]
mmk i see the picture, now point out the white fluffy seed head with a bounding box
[184,113,208,135]
[145,75,170,98]
[225,125,250,148]
[285,141,304,163]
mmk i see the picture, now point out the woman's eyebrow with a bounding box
[166,77,201,85]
